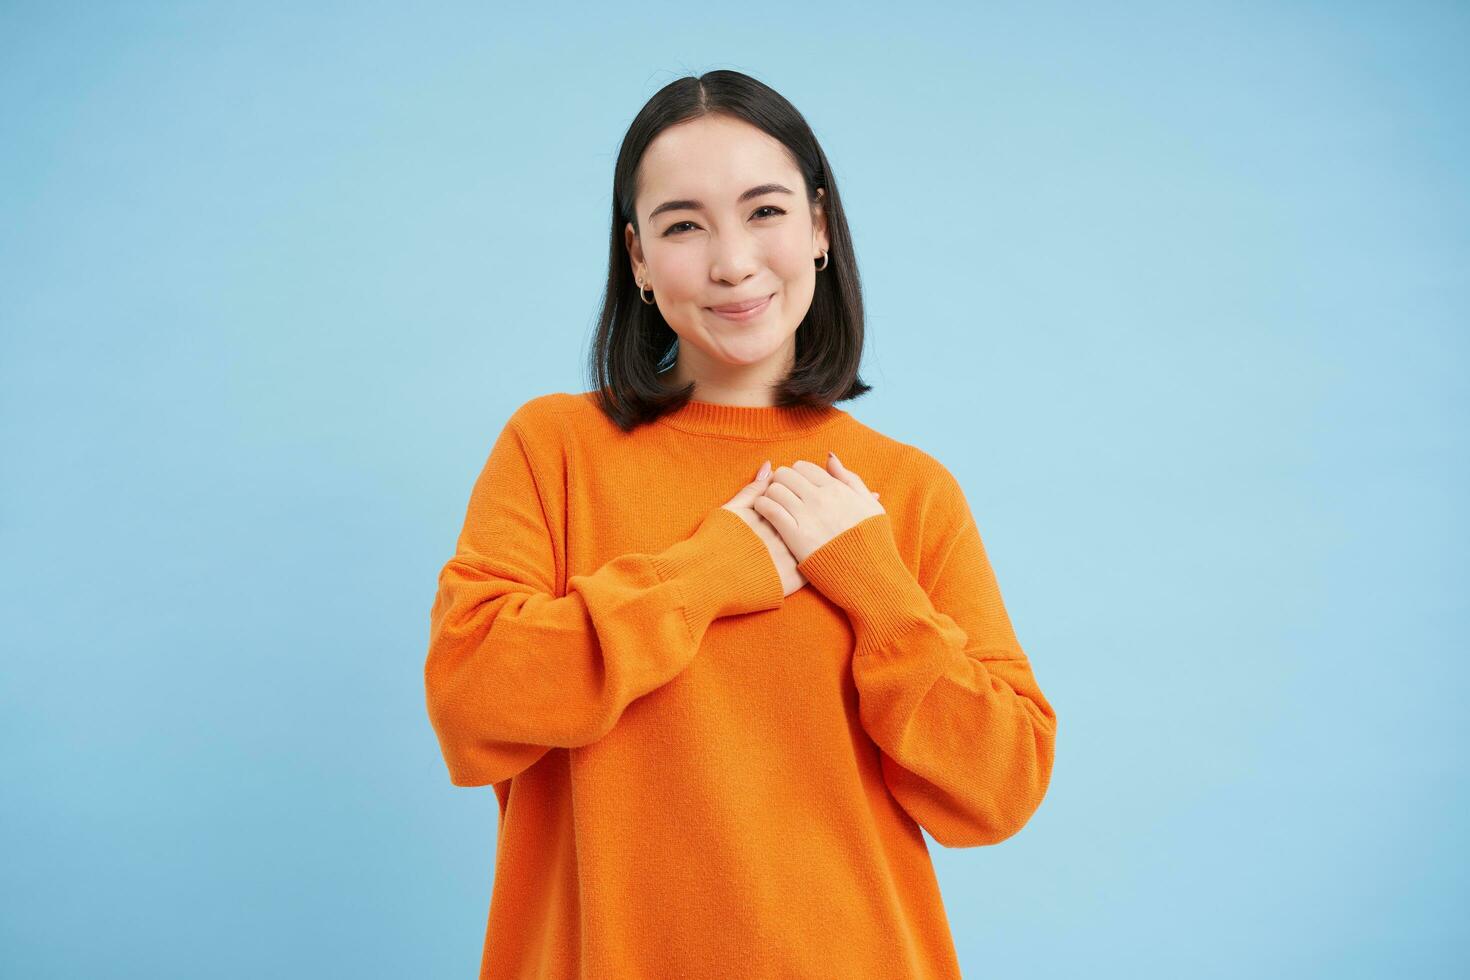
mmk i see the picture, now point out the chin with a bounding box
[712,333,794,366]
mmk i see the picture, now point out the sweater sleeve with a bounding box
[794,477,1057,848]
[425,416,785,787]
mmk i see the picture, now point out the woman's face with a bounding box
[626,114,829,384]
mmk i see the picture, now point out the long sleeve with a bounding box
[794,485,1057,848]
[425,416,785,787]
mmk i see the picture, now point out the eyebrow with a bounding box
[648,183,795,221]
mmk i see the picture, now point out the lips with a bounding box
[707,293,774,314]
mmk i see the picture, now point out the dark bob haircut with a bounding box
[586,69,871,433]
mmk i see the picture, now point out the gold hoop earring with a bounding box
[637,277,655,305]
[815,249,829,271]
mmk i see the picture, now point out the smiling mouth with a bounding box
[706,293,775,318]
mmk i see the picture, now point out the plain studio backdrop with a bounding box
[1,2,1464,978]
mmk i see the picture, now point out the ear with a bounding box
[812,187,829,255]
[625,222,644,280]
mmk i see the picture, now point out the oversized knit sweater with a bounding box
[424,390,1057,979]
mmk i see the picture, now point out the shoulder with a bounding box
[508,389,629,430]
[898,441,974,547]
[834,415,976,570]
[504,391,589,433]
[496,391,629,473]
[840,414,969,516]
[499,390,618,445]
[905,443,969,507]
[879,439,980,587]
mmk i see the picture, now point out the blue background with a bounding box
[3,2,1465,977]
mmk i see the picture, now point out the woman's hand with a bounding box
[723,458,882,598]
[752,453,885,564]
[721,460,809,598]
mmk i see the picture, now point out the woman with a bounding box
[425,70,1057,979]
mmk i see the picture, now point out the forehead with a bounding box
[638,115,797,201]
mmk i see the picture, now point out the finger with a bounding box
[727,460,774,507]
[789,459,839,486]
[826,451,870,494]
[767,462,820,499]
[823,455,864,499]
[751,494,796,538]
[762,481,802,513]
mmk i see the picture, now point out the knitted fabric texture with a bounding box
[425,391,1057,979]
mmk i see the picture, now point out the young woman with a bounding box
[425,69,1057,979]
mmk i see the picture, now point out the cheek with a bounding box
[652,249,706,299]
[768,233,817,281]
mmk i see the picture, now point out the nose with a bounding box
[707,225,762,286]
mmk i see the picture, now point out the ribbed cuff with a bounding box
[650,506,785,634]
[795,512,934,652]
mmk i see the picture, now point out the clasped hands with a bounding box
[724,452,886,598]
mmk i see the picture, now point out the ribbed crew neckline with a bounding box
[654,397,849,440]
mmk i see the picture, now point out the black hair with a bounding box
[586,69,871,432]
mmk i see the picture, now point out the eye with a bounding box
[661,206,787,237]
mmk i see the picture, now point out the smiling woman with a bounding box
[588,72,870,429]
[424,69,1057,980]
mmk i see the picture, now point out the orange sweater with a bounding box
[425,391,1057,979]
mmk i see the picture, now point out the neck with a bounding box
[659,347,796,409]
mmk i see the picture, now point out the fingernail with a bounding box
[829,451,840,465]
[756,460,771,480]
